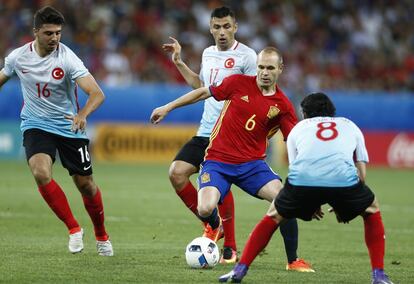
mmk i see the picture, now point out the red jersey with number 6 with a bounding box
[206,74,297,164]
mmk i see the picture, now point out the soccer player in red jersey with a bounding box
[151,46,313,272]
[162,6,257,263]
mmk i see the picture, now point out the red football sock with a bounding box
[219,190,236,251]
[38,179,80,232]
[363,211,385,269]
[176,182,198,216]
[82,188,108,241]
[239,215,279,266]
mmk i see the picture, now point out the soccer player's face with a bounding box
[209,16,237,51]
[34,24,62,54]
[256,52,283,88]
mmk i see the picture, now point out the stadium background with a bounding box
[0,1,413,283]
[0,0,413,167]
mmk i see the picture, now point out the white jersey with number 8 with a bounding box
[287,116,369,187]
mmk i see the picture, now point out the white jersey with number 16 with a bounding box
[2,42,90,139]
[287,116,369,187]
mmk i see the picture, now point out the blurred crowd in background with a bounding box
[1,0,414,93]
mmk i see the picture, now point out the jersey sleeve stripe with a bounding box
[205,100,231,158]
[74,84,80,111]
[209,100,230,141]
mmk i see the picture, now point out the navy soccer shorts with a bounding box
[173,136,209,169]
[275,179,375,223]
[23,128,93,176]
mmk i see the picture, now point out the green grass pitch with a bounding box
[0,161,412,283]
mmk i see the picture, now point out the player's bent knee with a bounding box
[197,204,214,218]
[169,162,194,190]
[168,168,186,187]
[266,202,283,222]
[365,198,380,214]
[73,175,96,196]
[31,167,52,185]
[28,155,52,185]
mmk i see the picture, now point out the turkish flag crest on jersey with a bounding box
[224,58,235,68]
[52,67,65,80]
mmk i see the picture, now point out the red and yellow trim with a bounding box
[204,100,231,159]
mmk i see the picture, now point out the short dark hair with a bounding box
[33,6,65,29]
[211,6,235,19]
[301,92,336,118]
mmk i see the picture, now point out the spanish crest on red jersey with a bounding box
[267,105,280,119]
[207,74,297,164]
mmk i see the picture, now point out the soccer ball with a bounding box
[185,237,220,268]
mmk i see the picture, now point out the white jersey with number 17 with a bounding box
[197,41,257,137]
[2,42,90,139]
[287,116,369,187]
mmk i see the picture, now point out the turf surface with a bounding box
[0,161,412,283]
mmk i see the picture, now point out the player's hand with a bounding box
[162,37,182,64]
[65,114,87,133]
[312,207,324,220]
[150,105,169,124]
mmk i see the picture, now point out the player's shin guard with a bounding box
[219,190,236,250]
[177,182,199,216]
[280,218,299,263]
[82,188,108,241]
[38,179,80,232]
[199,208,220,229]
[239,215,279,266]
[363,211,385,269]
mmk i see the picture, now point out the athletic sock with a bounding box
[219,190,236,250]
[199,208,220,229]
[239,215,279,266]
[279,218,299,263]
[176,182,198,216]
[363,211,385,269]
[38,179,80,232]
[82,188,108,241]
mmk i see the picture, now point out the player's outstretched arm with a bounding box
[65,74,105,133]
[0,70,10,88]
[162,36,202,89]
[150,86,211,124]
